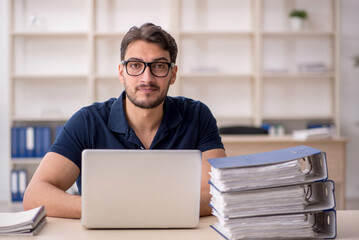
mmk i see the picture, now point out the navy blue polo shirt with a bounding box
[49,91,224,194]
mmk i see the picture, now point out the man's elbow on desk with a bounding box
[23,183,82,219]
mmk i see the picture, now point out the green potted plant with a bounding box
[289,9,308,31]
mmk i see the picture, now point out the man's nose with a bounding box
[141,66,155,83]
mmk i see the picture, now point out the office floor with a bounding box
[0,198,359,213]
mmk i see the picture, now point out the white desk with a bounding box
[1,211,357,240]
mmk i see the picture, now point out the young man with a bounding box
[23,23,226,219]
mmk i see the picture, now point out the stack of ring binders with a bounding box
[208,145,337,240]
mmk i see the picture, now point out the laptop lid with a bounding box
[81,149,202,229]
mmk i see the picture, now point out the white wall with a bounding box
[340,0,359,199]
[0,0,10,202]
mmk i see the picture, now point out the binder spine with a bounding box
[310,152,328,182]
[18,170,27,201]
[35,127,42,158]
[11,127,19,158]
[42,127,51,156]
[11,170,20,202]
[26,127,35,158]
[18,127,26,158]
[312,210,337,239]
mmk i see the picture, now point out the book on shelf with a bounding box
[0,206,47,236]
[297,62,327,74]
[208,145,336,239]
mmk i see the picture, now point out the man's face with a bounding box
[119,40,177,109]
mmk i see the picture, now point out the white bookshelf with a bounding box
[11,158,42,165]
[7,0,340,201]
[258,0,340,128]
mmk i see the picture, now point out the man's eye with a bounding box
[129,63,142,69]
[153,63,166,69]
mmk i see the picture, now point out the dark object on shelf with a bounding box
[219,126,268,135]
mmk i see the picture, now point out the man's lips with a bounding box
[136,85,159,93]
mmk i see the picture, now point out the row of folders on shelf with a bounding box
[11,169,27,202]
[11,126,62,158]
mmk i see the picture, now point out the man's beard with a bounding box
[124,77,172,109]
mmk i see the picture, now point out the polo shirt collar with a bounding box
[108,91,129,134]
[107,91,183,134]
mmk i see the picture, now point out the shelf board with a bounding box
[12,31,88,37]
[215,116,255,124]
[11,158,42,165]
[95,75,119,80]
[12,74,88,80]
[262,115,334,121]
[180,73,253,79]
[261,73,335,79]
[12,115,70,122]
[94,32,126,37]
[261,30,335,37]
[180,30,253,37]
[221,135,347,143]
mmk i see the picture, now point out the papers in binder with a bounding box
[211,210,336,240]
[209,145,328,192]
[210,181,335,218]
[0,206,47,236]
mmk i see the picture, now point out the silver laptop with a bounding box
[81,149,202,229]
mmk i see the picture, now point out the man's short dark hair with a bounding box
[120,23,178,63]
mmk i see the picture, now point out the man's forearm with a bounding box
[200,187,212,216]
[23,181,81,219]
[200,148,226,217]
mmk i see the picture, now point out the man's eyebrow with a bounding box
[126,57,170,62]
[153,57,170,62]
[126,57,143,61]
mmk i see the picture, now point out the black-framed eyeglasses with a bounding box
[121,60,175,78]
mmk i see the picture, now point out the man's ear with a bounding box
[119,64,125,84]
[170,65,178,85]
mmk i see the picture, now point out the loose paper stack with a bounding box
[0,206,47,236]
[292,127,333,141]
[208,145,336,240]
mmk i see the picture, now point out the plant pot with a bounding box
[290,17,304,31]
